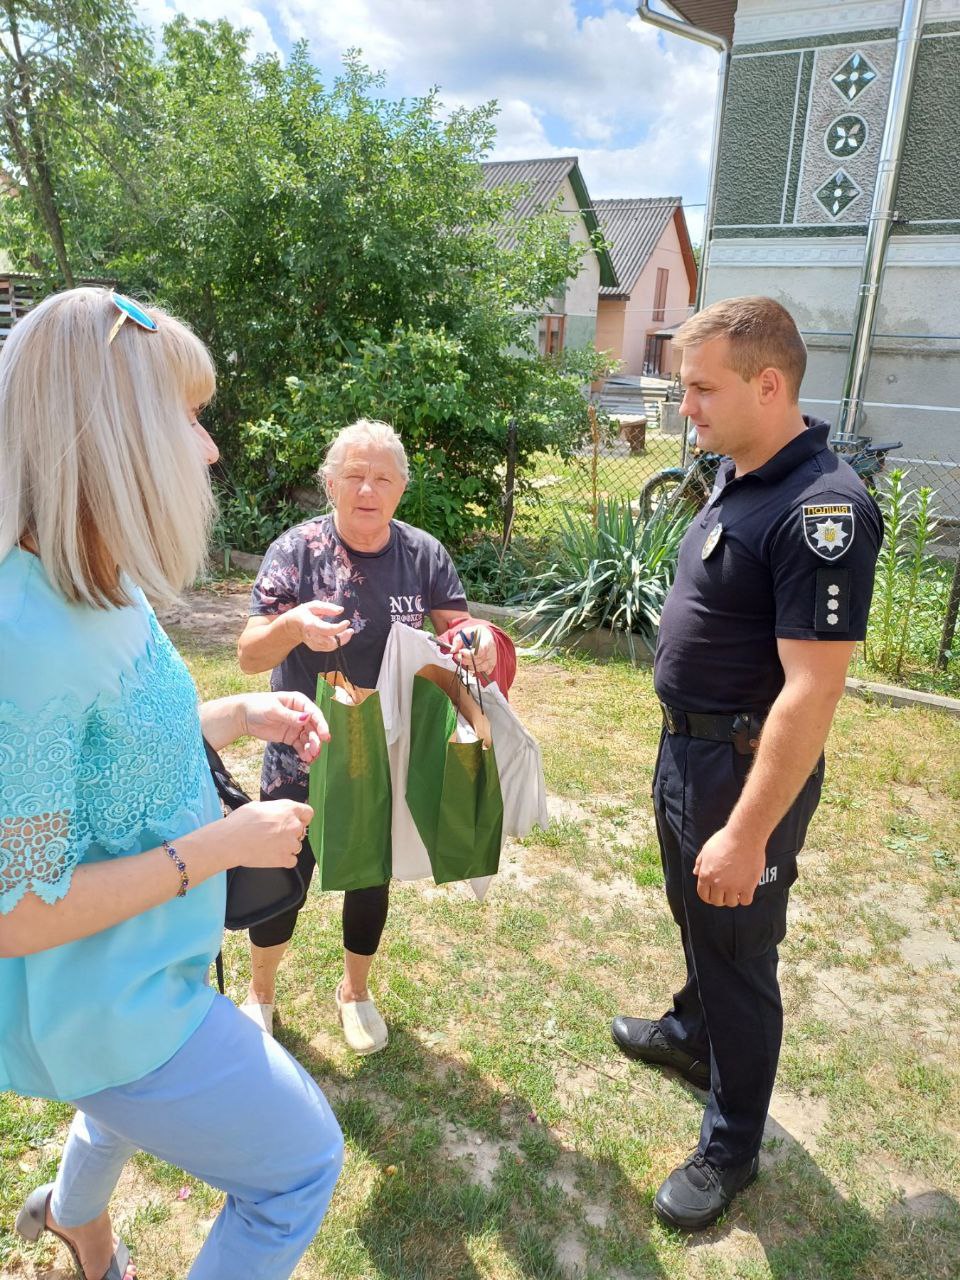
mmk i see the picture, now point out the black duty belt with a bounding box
[659,703,766,755]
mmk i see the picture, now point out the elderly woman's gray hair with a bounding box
[319,419,409,487]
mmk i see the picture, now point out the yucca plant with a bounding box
[517,496,690,658]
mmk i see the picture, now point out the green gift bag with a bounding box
[308,667,392,891]
[405,666,504,884]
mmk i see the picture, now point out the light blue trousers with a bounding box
[50,994,343,1280]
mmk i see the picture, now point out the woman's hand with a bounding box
[288,601,355,653]
[221,799,314,869]
[240,691,330,763]
[450,624,497,677]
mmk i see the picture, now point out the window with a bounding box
[652,268,669,323]
[538,313,565,357]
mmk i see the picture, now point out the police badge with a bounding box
[801,502,855,561]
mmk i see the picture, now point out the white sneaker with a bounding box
[335,982,388,1055]
[239,1000,274,1037]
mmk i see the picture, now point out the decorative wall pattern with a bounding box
[794,40,895,226]
[714,27,960,237]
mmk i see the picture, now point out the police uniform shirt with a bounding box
[654,419,883,715]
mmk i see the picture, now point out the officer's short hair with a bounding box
[673,296,807,401]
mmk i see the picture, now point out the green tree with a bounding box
[0,0,153,285]
[2,13,614,546]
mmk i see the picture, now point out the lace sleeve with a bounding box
[0,700,87,915]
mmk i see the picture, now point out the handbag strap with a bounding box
[203,739,251,811]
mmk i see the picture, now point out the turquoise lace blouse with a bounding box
[0,549,224,1100]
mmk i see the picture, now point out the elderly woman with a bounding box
[238,419,515,1053]
[1,288,342,1280]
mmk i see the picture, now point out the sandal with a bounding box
[335,981,388,1055]
[238,1000,275,1036]
[15,1183,135,1280]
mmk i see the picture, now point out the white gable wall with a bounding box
[558,176,601,350]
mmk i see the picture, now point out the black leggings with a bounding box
[248,802,390,955]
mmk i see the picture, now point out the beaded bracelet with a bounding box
[162,839,189,898]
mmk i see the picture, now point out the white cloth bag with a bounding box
[376,622,548,901]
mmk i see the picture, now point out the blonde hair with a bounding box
[0,287,216,607]
[673,296,807,401]
[319,418,409,488]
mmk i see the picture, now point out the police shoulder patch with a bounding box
[802,501,855,561]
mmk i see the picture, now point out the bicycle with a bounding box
[636,430,903,521]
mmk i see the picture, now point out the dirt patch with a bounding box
[437,1121,519,1191]
[156,584,250,648]
[763,1092,830,1167]
[892,783,954,828]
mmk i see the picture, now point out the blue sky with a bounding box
[137,0,716,241]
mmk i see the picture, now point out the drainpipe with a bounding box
[835,0,927,440]
[637,4,730,461]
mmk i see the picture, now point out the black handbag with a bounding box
[203,740,305,991]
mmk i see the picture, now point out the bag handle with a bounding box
[324,637,364,703]
[415,663,492,749]
[452,659,484,719]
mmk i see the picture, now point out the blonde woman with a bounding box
[237,420,516,1052]
[0,289,342,1280]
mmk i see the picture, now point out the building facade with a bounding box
[694,0,960,457]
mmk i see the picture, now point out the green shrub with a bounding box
[454,536,540,605]
[517,497,689,657]
[212,481,308,554]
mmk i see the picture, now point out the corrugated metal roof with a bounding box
[665,1,737,44]
[480,157,579,239]
[480,157,618,288]
[594,197,681,298]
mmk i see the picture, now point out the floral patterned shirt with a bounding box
[251,515,466,796]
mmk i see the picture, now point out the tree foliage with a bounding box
[0,0,154,284]
[1,11,615,546]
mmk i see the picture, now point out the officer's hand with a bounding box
[693,828,766,907]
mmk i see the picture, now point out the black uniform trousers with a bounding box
[652,730,824,1168]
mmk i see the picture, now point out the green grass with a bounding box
[2,623,959,1280]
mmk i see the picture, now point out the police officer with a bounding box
[612,297,882,1231]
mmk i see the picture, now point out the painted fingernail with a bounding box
[299,712,310,721]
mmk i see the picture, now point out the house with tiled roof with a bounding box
[593,197,698,377]
[480,157,617,356]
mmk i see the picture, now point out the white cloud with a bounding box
[136,0,281,56]
[136,0,718,223]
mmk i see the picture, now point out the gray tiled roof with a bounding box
[594,197,681,298]
[480,157,618,288]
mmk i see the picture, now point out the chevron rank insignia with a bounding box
[802,502,855,560]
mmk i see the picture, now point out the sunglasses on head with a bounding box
[107,291,158,345]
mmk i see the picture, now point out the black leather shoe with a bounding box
[654,1151,759,1231]
[610,1017,710,1090]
